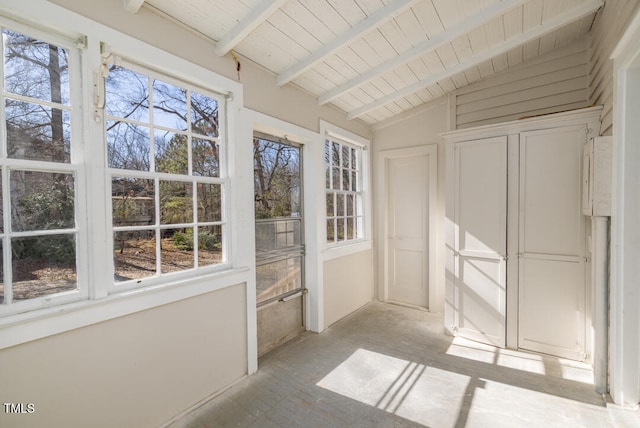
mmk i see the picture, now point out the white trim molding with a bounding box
[609,6,640,407]
[376,144,439,311]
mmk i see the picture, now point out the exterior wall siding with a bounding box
[588,0,640,135]
[454,39,591,129]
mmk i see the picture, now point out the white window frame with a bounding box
[0,17,89,317]
[320,120,371,260]
[103,56,231,293]
[0,3,248,351]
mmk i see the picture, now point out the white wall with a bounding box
[0,284,247,428]
[323,249,373,328]
[372,103,449,313]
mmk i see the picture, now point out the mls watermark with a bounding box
[3,403,35,414]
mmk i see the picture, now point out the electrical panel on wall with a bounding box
[582,136,613,217]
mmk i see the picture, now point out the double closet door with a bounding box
[445,109,599,361]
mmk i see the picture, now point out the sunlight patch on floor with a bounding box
[317,348,469,426]
[446,337,594,384]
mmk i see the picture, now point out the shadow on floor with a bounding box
[167,301,640,428]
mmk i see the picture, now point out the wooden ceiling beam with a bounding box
[319,0,528,106]
[123,0,146,14]
[346,0,604,120]
[276,0,420,87]
[215,0,289,57]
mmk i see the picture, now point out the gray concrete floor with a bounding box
[168,301,640,428]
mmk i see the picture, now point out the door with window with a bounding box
[254,133,305,356]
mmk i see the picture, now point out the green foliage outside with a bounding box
[172,229,221,251]
[14,178,75,264]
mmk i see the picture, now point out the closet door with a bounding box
[518,125,587,360]
[453,137,507,348]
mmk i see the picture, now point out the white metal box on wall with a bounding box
[582,136,613,217]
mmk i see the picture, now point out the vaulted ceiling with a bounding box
[126,0,603,125]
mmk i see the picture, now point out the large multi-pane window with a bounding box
[0,27,80,310]
[325,137,363,244]
[105,62,226,284]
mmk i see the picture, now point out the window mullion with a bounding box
[2,167,12,304]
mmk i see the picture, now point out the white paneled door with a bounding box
[454,137,507,348]
[387,155,430,308]
[518,126,587,360]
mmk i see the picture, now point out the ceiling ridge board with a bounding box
[276,0,421,87]
[317,0,529,106]
[345,0,604,120]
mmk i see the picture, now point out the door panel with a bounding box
[519,257,584,358]
[253,134,304,356]
[454,137,507,348]
[387,156,429,307]
[518,126,586,360]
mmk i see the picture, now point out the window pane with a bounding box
[191,91,219,138]
[326,219,335,243]
[193,138,219,177]
[256,256,301,304]
[3,30,70,105]
[197,183,221,222]
[152,79,187,130]
[332,166,340,190]
[161,227,194,273]
[159,180,193,224]
[346,194,354,216]
[351,147,357,170]
[11,171,74,232]
[342,168,350,191]
[336,218,345,241]
[12,234,77,300]
[342,146,350,168]
[336,193,345,217]
[326,192,334,217]
[347,217,354,240]
[325,141,330,188]
[105,65,149,122]
[6,100,71,163]
[107,120,150,170]
[351,171,357,192]
[155,131,188,174]
[198,225,222,267]
[112,177,155,226]
[114,230,156,282]
[331,142,340,166]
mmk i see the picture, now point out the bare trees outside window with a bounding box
[105,63,225,283]
[325,138,363,244]
[0,28,77,305]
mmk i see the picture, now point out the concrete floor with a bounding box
[167,302,640,428]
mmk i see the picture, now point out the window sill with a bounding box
[322,240,372,261]
[0,266,251,350]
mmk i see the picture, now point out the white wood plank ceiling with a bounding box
[134,0,603,125]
